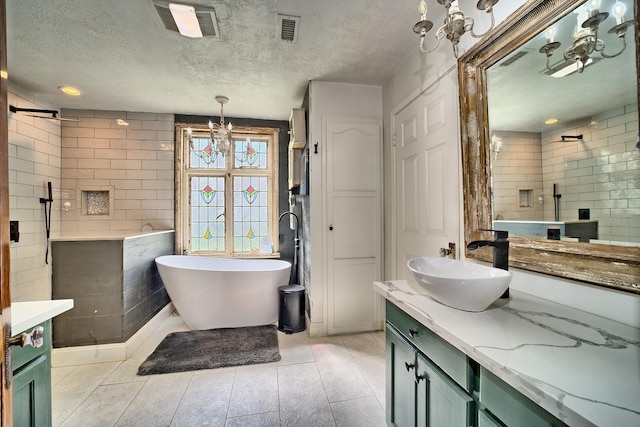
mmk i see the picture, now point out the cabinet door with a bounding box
[386,326,417,427]
[416,353,473,427]
[13,355,52,427]
[326,118,383,334]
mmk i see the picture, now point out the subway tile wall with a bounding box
[491,131,543,221]
[492,103,638,244]
[542,103,639,243]
[60,109,175,236]
[8,83,62,302]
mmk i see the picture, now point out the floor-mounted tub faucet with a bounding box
[467,229,509,298]
[279,211,300,284]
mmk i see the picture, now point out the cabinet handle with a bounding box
[5,325,45,390]
[8,325,44,349]
[409,328,418,337]
[405,362,415,371]
[414,373,425,384]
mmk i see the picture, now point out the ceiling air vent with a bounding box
[500,50,529,67]
[277,14,300,43]
[153,1,220,37]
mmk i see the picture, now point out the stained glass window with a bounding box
[233,176,268,252]
[180,126,278,255]
[189,135,225,169]
[234,138,269,169]
[190,177,225,251]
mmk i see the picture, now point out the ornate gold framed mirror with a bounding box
[459,0,639,293]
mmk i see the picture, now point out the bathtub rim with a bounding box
[155,254,291,273]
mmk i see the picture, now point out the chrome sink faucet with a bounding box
[467,229,509,298]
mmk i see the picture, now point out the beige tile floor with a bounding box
[51,312,387,427]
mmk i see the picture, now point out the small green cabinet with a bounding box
[386,325,473,426]
[385,301,568,427]
[12,320,52,427]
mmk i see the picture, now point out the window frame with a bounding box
[175,123,279,257]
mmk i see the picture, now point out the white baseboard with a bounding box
[51,303,175,367]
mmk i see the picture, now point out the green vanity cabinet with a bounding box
[386,316,473,426]
[386,327,474,426]
[12,320,52,427]
[385,301,568,427]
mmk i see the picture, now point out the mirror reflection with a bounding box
[486,0,638,246]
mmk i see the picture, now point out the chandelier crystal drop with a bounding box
[187,95,235,160]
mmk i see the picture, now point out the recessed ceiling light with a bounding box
[545,118,559,125]
[59,86,82,96]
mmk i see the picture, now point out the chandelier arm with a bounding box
[469,10,495,38]
[544,53,556,73]
[591,28,603,52]
[418,30,443,54]
[600,36,626,59]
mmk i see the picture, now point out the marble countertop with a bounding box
[11,299,74,334]
[374,280,640,427]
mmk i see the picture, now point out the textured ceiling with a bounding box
[6,0,427,120]
[7,1,636,127]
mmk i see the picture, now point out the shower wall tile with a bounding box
[491,131,544,221]
[542,103,639,243]
[8,82,62,302]
[60,109,175,235]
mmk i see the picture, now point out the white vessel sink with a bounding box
[407,257,512,312]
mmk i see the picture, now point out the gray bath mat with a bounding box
[137,324,281,375]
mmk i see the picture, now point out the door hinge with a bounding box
[392,134,397,146]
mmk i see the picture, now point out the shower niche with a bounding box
[79,186,114,217]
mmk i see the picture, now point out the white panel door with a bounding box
[394,72,460,280]
[325,118,383,335]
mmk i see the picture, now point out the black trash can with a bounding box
[277,284,306,334]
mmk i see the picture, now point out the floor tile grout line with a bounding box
[55,361,124,427]
[111,375,150,427]
[167,371,196,427]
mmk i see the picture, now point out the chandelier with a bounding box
[188,95,235,159]
[413,0,500,58]
[539,0,634,75]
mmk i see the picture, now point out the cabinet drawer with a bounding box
[480,367,568,427]
[386,301,470,391]
[12,321,51,372]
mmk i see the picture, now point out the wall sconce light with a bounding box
[490,134,502,160]
[413,0,500,58]
[539,0,634,75]
[63,202,71,212]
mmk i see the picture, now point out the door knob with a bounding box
[439,242,456,258]
[8,325,45,349]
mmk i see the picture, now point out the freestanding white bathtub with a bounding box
[155,255,291,330]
